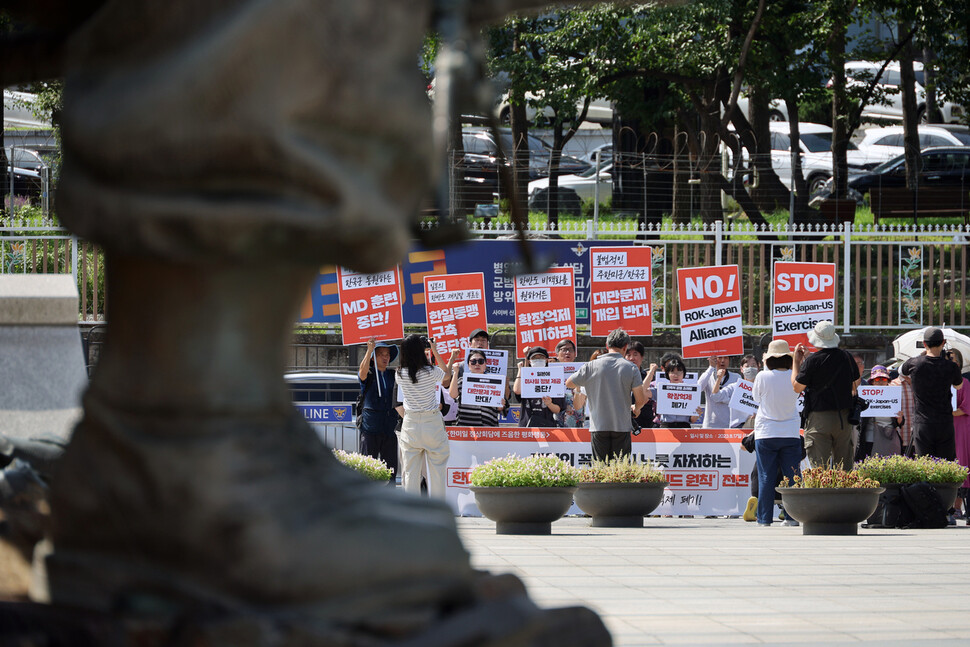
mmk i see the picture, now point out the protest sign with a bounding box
[677,265,744,359]
[460,373,506,408]
[423,273,488,356]
[520,365,566,399]
[656,371,698,385]
[514,267,576,358]
[772,262,837,350]
[728,380,759,416]
[589,246,652,336]
[857,385,902,418]
[337,266,404,345]
[556,362,585,381]
[656,382,702,416]
[465,348,508,377]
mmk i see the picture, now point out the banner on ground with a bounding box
[513,267,576,358]
[445,427,755,517]
[519,365,566,399]
[655,382,702,417]
[336,267,404,345]
[589,246,652,336]
[677,265,743,359]
[460,373,506,408]
[423,273,488,356]
[728,380,758,416]
[772,262,837,350]
[857,385,902,418]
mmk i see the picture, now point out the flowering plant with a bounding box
[578,456,667,484]
[854,454,968,485]
[470,454,579,488]
[332,449,393,482]
[780,466,880,489]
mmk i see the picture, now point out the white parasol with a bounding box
[891,327,970,372]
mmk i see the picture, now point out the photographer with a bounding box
[901,328,964,460]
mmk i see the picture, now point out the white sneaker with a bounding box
[783,518,800,527]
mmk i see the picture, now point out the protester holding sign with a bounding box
[513,347,563,428]
[449,349,505,427]
[709,362,759,428]
[647,358,700,428]
[356,337,401,483]
[698,356,741,428]
[397,334,454,500]
[856,365,902,459]
[752,340,802,527]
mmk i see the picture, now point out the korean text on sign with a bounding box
[520,366,566,399]
[424,273,488,356]
[513,267,577,358]
[337,266,404,345]
[656,382,702,416]
[589,246,653,336]
[772,261,836,350]
[677,265,744,359]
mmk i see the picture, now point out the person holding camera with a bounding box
[397,334,457,500]
[901,327,964,460]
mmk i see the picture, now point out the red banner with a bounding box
[513,267,576,358]
[336,266,404,345]
[423,273,488,356]
[772,261,837,351]
[589,246,653,336]
[677,265,743,359]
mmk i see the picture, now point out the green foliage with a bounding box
[854,454,969,485]
[578,456,667,484]
[470,453,578,487]
[332,449,393,482]
[781,466,881,488]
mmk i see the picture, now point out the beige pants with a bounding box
[804,409,854,470]
[400,410,450,500]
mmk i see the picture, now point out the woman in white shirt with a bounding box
[397,334,449,499]
[751,340,802,526]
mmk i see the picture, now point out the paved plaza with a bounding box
[457,516,970,646]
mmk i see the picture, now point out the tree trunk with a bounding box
[898,24,921,192]
[829,13,849,200]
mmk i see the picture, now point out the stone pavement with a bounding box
[457,516,970,646]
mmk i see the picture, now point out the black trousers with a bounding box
[359,431,399,481]
[591,431,632,462]
[913,420,956,461]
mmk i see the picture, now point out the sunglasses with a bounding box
[469,358,486,365]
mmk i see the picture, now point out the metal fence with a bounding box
[3,221,968,332]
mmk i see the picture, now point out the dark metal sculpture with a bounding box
[2,1,611,643]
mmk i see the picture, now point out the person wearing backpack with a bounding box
[357,337,401,483]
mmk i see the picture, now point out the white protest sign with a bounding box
[677,265,744,359]
[465,348,508,377]
[728,380,759,416]
[656,371,699,385]
[656,382,702,416]
[556,361,585,380]
[520,366,566,399]
[857,385,902,418]
[461,373,506,408]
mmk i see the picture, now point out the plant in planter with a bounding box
[777,467,884,536]
[332,449,393,482]
[574,457,668,527]
[855,455,969,527]
[469,454,578,535]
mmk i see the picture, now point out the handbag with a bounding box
[740,432,755,453]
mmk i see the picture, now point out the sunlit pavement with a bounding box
[457,516,970,646]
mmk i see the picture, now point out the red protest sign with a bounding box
[423,273,488,356]
[677,265,743,359]
[772,262,836,350]
[513,267,576,358]
[337,266,404,345]
[589,246,653,337]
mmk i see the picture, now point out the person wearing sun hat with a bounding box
[357,336,402,482]
[856,365,902,460]
[901,327,965,460]
[792,320,861,470]
[750,340,802,526]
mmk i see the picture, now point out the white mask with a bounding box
[529,358,547,367]
[742,367,759,381]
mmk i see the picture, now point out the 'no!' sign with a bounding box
[677,265,744,359]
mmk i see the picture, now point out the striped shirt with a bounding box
[455,376,501,427]
[398,366,445,412]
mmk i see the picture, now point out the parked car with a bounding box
[818,146,970,202]
[735,96,789,122]
[856,125,970,165]
[839,61,966,124]
[768,122,874,194]
[528,163,613,215]
[495,92,613,126]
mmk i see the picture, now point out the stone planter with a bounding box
[865,482,961,527]
[573,482,667,527]
[469,486,577,535]
[777,487,884,536]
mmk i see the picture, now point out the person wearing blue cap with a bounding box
[357,337,401,482]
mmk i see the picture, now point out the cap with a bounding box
[923,327,945,347]
[525,346,550,360]
[468,328,490,342]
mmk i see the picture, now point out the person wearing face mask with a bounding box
[698,355,741,428]
[709,362,760,429]
[513,347,564,428]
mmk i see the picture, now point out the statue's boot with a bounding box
[46,255,610,645]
